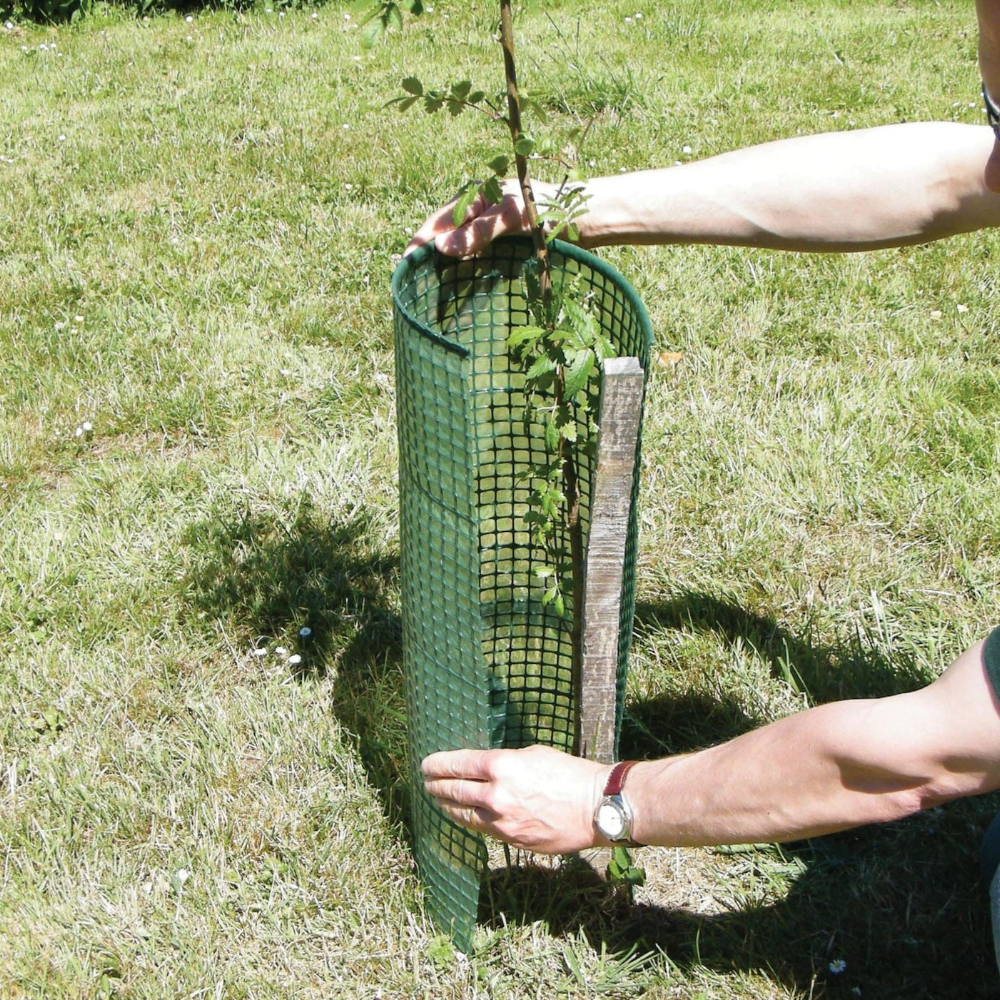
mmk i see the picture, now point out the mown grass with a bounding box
[1,1,999,997]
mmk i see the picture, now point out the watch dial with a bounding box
[597,803,625,839]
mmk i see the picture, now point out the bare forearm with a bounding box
[577,123,1000,252]
[628,685,995,848]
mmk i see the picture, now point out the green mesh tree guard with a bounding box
[391,236,653,950]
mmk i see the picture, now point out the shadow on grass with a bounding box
[183,519,998,996]
[624,589,935,759]
[180,498,409,831]
[473,590,997,998]
[478,799,999,999]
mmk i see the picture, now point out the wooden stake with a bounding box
[575,357,645,763]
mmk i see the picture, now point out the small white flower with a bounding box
[299,626,312,638]
[185,14,192,21]
[176,868,190,884]
[311,11,317,18]
[635,11,643,18]
[342,123,350,129]
[828,958,847,975]
[81,421,92,432]
[344,182,353,190]
[74,314,83,322]
[274,646,288,657]
[252,646,268,657]
[624,15,632,23]
[957,303,969,313]
[288,654,302,666]
[4,20,13,28]
[75,426,84,438]
[930,309,943,320]
[682,145,692,154]
[58,134,66,142]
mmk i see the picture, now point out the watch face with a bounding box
[596,801,627,840]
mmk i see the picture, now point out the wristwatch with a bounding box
[594,760,641,845]
[984,83,1000,143]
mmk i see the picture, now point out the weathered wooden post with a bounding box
[576,356,646,764]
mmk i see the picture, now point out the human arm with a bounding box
[422,637,1000,854]
[405,122,1000,258]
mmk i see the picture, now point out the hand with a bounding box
[421,744,608,854]
[404,178,556,259]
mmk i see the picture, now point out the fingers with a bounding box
[403,181,529,259]
[422,747,494,782]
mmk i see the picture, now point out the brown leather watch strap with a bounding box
[603,759,639,797]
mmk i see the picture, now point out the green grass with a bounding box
[2,0,1000,997]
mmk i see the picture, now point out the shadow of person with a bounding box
[180,498,408,830]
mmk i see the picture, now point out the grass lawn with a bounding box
[2,0,1000,996]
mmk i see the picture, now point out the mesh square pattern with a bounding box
[392,236,653,949]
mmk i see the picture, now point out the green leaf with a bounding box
[362,15,385,46]
[544,417,559,452]
[557,415,578,442]
[407,0,424,12]
[541,584,559,606]
[526,354,557,381]
[450,80,472,101]
[507,324,545,348]
[451,183,478,227]
[563,297,598,349]
[552,591,566,618]
[468,90,486,105]
[386,93,420,111]
[482,175,503,205]
[385,2,403,30]
[563,348,595,399]
[401,76,423,96]
[487,154,510,175]
[514,135,536,156]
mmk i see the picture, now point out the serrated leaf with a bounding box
[533,565,555,579]
[487,154,510,175]
[541,584,559,606]
[563,297,598,349]
[407,0,423,13]
[552,591,565,618]
[389,94,419,112]
[401,76,423,96]
[507,324,545,348]
[468,90,486,104]
[563,348,595,399]
[385,2,403,29]
[526,354,556,381]
[450,80,472,101]
[514,135,536,156]
[482,176,503,205]
[451,183,478,227]
[424,94,444,113]
[557,416,578,442]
